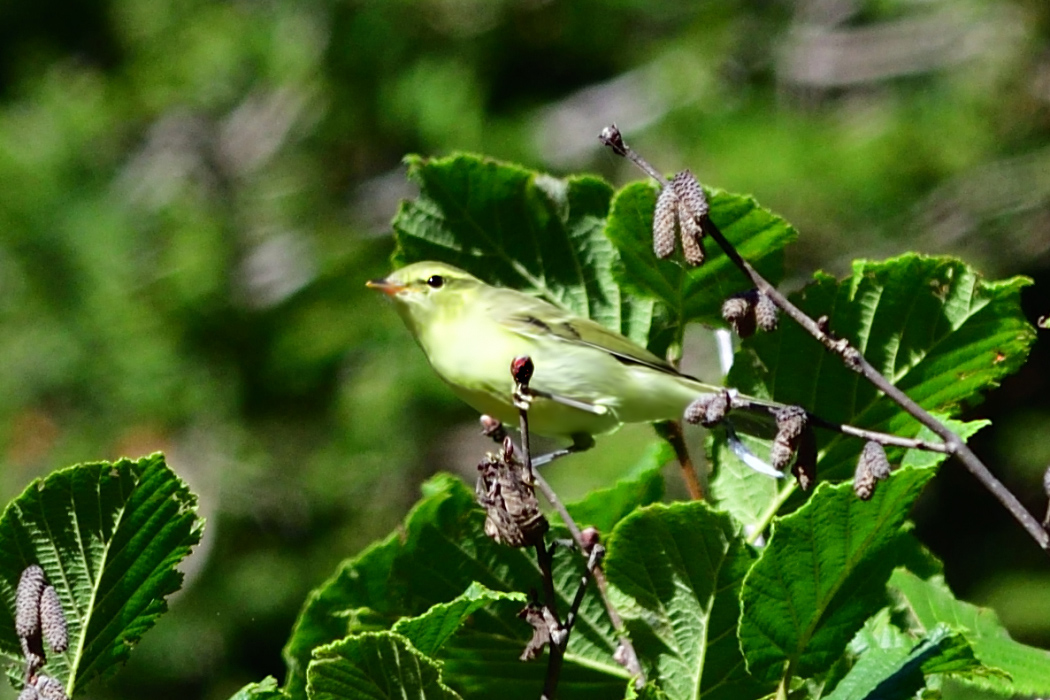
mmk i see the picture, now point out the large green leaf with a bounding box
[603,502,769,700]
[605,181,796,330]
[890,568,1050,696]
[284,474,636,700]
[308,632,462,700]
[737,466,936,683]
[392,153,654,344]
[0,454,203,696]
[710,255,1034,522]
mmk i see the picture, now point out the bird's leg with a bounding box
[531,433,595,469]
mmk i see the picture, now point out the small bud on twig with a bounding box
[511,356,534,388]
[684,391,730,427]
[598,125,627,156]
[754,292,779,332]
[580,527,601,553]
[16,566,45,640]
[39,586,67,653]
[480,415,507,442]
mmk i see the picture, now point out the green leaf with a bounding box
[728,256,1033,484]
[603,502,770,700]
[229,677,287,700]
[392,153,654,343]
[0,454,203,696]
[890,568,1050,695]
[605,181,796,330]
[307,632,461,700]
[285,474,629,700]
[391,582,525,657]
[563,441,671,533]
[825,624,986,700]
[738,466,936,683]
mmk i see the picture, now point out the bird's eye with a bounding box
[426,275,444,289]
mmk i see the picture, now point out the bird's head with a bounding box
[367,261,484,333]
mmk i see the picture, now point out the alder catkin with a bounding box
[771,406,809,471]
[16,565,46,639]
[39,586,68,653]
[670,170,709,219]
[18,685,39,700]
[853,456,876,501]
[679,202,706,266]
[33,676,67,700]
[754,292,779,332]
[653,184,678,259]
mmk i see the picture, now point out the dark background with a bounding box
[0,0,1047,698]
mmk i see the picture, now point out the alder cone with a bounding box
[40,586,68,652]
[15,565,46,639]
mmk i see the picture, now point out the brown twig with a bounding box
[600,124,1050,553]
[509,356,647,690]
[654,420,705,499]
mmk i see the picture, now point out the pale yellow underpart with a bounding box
[378,261,723,440]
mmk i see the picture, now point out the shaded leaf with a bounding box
[603,502,769,700]
[738,466,936,683]
[0,454,202,696]
[307,632,461,700]
[890,568,1050,696]
[827,621,990,700]
[391,582,525,658]
[393,153,654,344]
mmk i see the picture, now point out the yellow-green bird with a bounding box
[368,261,766,445]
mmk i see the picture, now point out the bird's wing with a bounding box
[490,289,684,377]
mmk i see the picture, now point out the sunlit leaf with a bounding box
[0,454,203,696]
[738,466,935,683]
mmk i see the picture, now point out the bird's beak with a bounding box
[366,278,406,296]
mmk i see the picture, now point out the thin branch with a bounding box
[509,356,648,688]
[601,124,1050,553]
[655,420,706,500]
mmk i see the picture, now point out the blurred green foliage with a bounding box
[0,0,1047,698]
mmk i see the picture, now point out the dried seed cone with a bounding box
[653,185,679,259]
[18,685,39,700]
[860,441,892,481]
[770,440,795,472]
[792,427,818,491]
[16,565,46,639]
[853,459,877,501]
[684,392,728,427]
[40,586,68,653]
[679,203,706,266]
[754,292,779,332]
[722,295,756,338]
[773,406,808,447]
[33,676,67,700]
[671,170,709,219]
